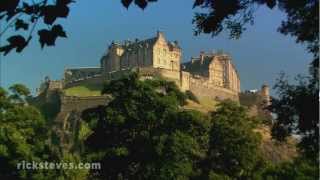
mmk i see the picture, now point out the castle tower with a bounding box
[101,42,124,74]
[261,84,271,105]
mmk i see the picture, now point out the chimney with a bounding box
[200,51,205,64]
[261,84,270,105]
[157,30,164,39]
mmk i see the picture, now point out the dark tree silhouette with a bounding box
[0,0,71,55]
[0,0,318,56]
[269,65,319,162]
[192,0,319,57]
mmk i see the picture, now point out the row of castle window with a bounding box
[157,48,179,58]
[157,58,178,68]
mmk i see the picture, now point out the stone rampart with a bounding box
[181,73,239,101]
[63,76,104,89]
[60,94,111,112]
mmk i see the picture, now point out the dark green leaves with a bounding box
[38,25,67,48]
[15,19,29,30]
[266,0,276,9]
[135,0,148,9]
[0,0,20,19]
[41,4,69,25]
[122,0,157,9]
[82,74,208,179]
[0,0,73,55]
[193,0,205,8]
[0,35,31,55]
[122,0,134,8]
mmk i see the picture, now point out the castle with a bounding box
[60,31,241,101]
[37,32,270,149]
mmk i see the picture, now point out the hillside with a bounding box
[64,81,103,97]
[183,97,218,113]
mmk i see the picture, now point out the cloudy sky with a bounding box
[1,0,312,94]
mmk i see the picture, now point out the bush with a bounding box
[185,90,200,103]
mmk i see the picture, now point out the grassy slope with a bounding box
[64,83,103,97]
[64,86,102,97]
[184,97,218,113]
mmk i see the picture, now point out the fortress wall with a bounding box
[189,76,239,101]
[180,71,190,91]
[48,80,63,90]
[60,95,111,112]
[157,68,180,81]
[64,68,101,84]
[64,76,104,89]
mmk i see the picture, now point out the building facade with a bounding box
[182,52,240,93]
[101,31,181,75]
[63,31,241,101]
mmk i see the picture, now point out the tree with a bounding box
[0,84,51,179]
[81,73,210,179]
[0,0,71,55]
[262,157,319,180]
[192,0,318,56]
[269,68,319,162]
[202,100,262,179]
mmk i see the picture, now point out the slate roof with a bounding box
[182,55,214,76]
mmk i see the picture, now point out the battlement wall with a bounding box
[63,76,104,89]
[157,68,180,81]
[64,67,101,84]
[60,94,111,112]
[48,80,63,90]
[180,71,239,101]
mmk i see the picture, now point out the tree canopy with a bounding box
[78,73,271,179]
[0,84,48,179]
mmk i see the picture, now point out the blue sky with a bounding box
[1,0,312,94]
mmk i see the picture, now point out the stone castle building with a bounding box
[67,31,241,100]
[43,31,243,101]
[37,32,271,149]
[101,31,181,74]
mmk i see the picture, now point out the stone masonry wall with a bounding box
[63,76,104,89]
[180,71,239,101]
[60,95,111,113]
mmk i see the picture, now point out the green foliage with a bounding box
[0,84,89,180]
[8,84,31,103]
[58,153,89,180]
[80,74,279,179]
[185,90,200,104]
[0,85,50,179]
[270,66,319,161]
[203,100,262,179]
[28,89,61,122]
[81,73,208,179]
[262,157,319,180]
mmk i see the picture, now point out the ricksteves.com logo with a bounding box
[17,161,101,170]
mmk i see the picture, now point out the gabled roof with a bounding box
[182,55,214,76]
[109,32,180,51]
